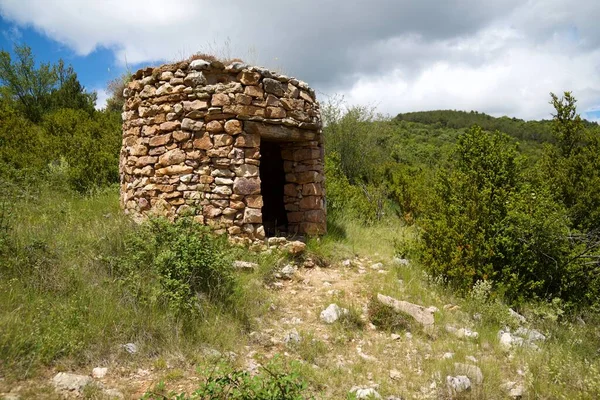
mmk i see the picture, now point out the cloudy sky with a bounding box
[0,0,598,120]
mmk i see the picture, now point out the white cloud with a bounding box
[0,0,598,120]
[94,88,109,110]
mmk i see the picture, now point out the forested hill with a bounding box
[395,109,598,142]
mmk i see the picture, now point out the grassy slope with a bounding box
[0,186,599,399]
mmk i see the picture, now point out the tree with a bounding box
[0,44,96,121]
[0,44,56,121]
[50,60,96,113]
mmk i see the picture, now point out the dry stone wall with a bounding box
[120,58,326,242]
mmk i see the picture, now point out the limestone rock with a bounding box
[123,342,138,354]
[445,325,479,339]
[233,261,258,271]
[285,240,306,255]
[349,387,382,399]
[376,293,435,327]
[446,375,471,393]
[92,367,108,379]
[320,303,348,324]
[454,363,483,385]
[500,381,524,398]
[283,329,301,345]
[279,264,297,280]
[52,372,94,392]
[189,59,210,70]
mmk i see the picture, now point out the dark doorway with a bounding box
[259,141,288,236]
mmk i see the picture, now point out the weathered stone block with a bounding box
[233,177,261,195]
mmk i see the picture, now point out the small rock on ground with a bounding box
[320,303,348,324]
[52,372,94,392]
[92,367,108,379]
[233,260,258,271]
[350,386,382,399]
[454,363,483,385]
[446,375,471,393]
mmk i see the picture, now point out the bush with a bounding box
[42,108,121,192]
[324,152,382,224]
[143,356,312,400]
[419,126,582,304]
[114,218,237,315]
[367,296,413,332]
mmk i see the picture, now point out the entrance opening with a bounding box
[259,141,288,237]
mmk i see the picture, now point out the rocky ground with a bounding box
[0,253,549,399]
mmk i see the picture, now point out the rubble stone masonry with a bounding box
[120,58,326,242]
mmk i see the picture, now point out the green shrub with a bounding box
[419,126,584,304]
[367,296,413,332]
[325,152,381,224]
[114,218,237,315]
[143,356,312,400]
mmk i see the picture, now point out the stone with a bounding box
[370,262,383,270]
[233,164,259,177]
[446,375,471,393]
[103,388,125,399]
[445,325,479,339]
[454,363,483,385]
[283,329,301,345]
[212,93,231,106]
[224,119,243,134]
[500,381,524,398]
[172,131,191,142]
[123,342,138,354]
[279,264,297,279]
[349,387,382,399]
[320,304,348,324]
[149,133,171,147]
[189,59,211,70]
[181,118,204,131]
[206,120,224,133]
[238,70,261,85]
[245,195,263,208]
[233,260,258,271]
[158,148,186,166]
[266,106,286,118]
[509,308,527,324]
[183,100,208,112]
[235,133,260,147]
[213,133,233,146]
[193,134,213,150]
[244,85,264,99]
[52,372,94,392]
[160,121,180,132]
[233,177,261,195]
[286,241,306,255]
[92,367,108,378]
[243,208,262,223]
[376,293,435,327]
[389,369,402,380]
[263,78,285,96]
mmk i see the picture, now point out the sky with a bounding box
[0,0,599,121]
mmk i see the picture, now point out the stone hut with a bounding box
[119,58,326,242]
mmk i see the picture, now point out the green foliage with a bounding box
[420,126,522,292]
[324,152,381,224]
[143,357,312,400]
[367,296,413,332]
[0,44,95,122]
[114,218,237,315]
[541,92,600,232]
[42,108,121,192]
[395,109,558,143]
